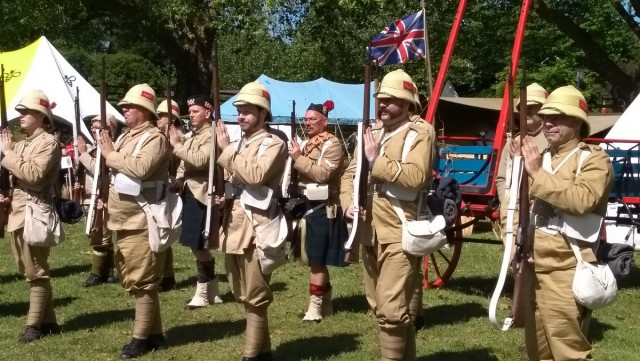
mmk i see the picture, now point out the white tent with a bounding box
[604,94,640,149]
[0,36,125,141]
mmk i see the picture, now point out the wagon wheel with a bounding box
[423,223,463,288]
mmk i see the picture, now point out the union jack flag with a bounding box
[369,10,425,66]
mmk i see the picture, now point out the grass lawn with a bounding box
[1,221,639,361]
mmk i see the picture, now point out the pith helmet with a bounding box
[516,83,547,108]
[118,83,158,119]
[412,82,422,114]
[90,114,117,130]
[157,99,180,119]
[233,82,271,114]
[374,69,418,111]
[538,85,590,138]
[15,90,54,123]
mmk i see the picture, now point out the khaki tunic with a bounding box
[175,122,211,204]
[340,122,435,244]
[106,122,170,230]
[217,129,287,254]
[2,128,61,231]
[78,146,98,205]
[295,133,343,207]
[524,137,613,361]
[530,138,613,271]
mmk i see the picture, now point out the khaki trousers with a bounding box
[10,228,50,281]
[524,268,592,361]
[115,229,165,293]
[225,245,273,309]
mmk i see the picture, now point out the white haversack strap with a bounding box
[388,196,408,225]
[489,155,523,331]
[132,132,152,157]
[567,237,584,262]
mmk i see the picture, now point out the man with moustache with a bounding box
[512,85,613,361]
[169,94,223,307]
[341,69,435,360]
[99,83,170,358]
[215,82,287,361]
[288,100,347,322]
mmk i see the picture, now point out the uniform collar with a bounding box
[193,122,211,135]
[244,128,267,141]
[129,121,153,136]
[551,137,580,155]
[25,127,45,141]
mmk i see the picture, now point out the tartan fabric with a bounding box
[179,187,207,249]
[301,203,347,267]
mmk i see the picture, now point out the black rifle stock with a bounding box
[510,60,530,327]
[0,65,11,237]
[88,57,110,247]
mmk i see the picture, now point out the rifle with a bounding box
[203,37,223,249]
[510,59,531,327]
[0,65,11,238]
[86,57,110,247]
[343,50,372,263]
[71,87,85,205]
[165,86,179,178]
[287,100,299,198]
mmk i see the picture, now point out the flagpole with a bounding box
[421,1,434,98]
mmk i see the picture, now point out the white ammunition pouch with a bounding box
[240,185,274,211]
[303,183,329,201]
[389,197,446,256]
[569,238,617,310]
[24,198,64,247]
[113,172,142,196]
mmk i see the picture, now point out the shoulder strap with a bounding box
[257,137,273,159]
[132,132,153,157]
[402,130,418,162]
[317,140,332,165]
[576,149,591,176]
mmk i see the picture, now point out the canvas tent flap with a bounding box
[220,74,375,124]
[0,37,125,142]
[604,94,640,149]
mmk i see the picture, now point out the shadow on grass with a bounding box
[446,275,498,296]
[617,264,640,289]
[274,333,360,360]
[332,294,370,314]
[175,275,197,290]
[166,319,244,346]
[418,348,498,361]
[0,272,22,284]
[270,281,287,293]
[0,296,77,317]
[50,264,89,278]
[63,309,133,331]
[423,302,486,329]
[589,317,615,342]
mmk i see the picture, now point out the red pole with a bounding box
[424,0,468,124]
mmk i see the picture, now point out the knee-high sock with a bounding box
[133,290,158,339]
[196,260,215,283]
[244,307,268,357]
[27,279,51,327]
[163,248,175,278]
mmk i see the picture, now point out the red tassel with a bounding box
[323,100,334,112]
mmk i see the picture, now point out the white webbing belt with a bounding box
[488,155,523,331]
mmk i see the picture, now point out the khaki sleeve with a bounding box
[173,136,211,168]
[106,133,168,180]
[176,159,185,180]
[1,138,59,186]
[370,131,432,191]
[530,150,613,215]
[78,152,97,176]
[495,138,511,204]
[339,151,358,212]
[294,141,343,184]
[229,138,287,186]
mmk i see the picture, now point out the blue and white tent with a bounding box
[220,74,375,124]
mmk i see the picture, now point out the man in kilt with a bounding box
[168,94,223,307]
[288,100,347,322]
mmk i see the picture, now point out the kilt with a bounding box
[297,201,347,267]
[179,187,207,249]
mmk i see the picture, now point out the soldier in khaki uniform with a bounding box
[77,114,117,287]
[168,94,223,307]
[98,84,170,358]
[497,83,549,254]
[340,69,435,360]
[288,100,346,322]
[0,90,62,342]
[512,85,613,361]
[215,82,287,361]
[156,99,180,291]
